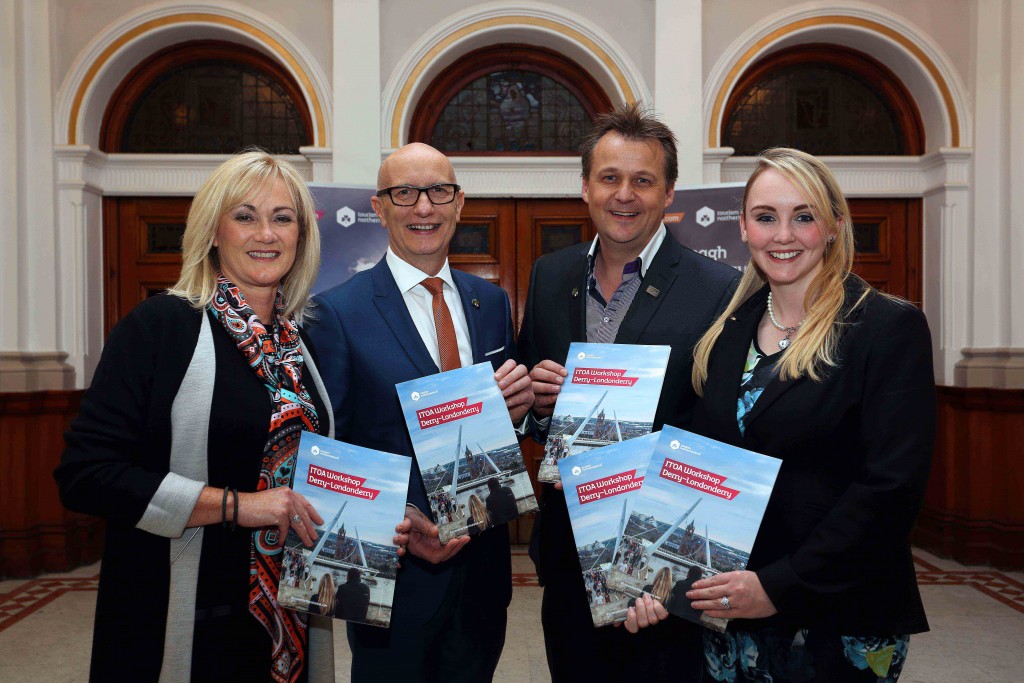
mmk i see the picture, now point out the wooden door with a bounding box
[103,197,192,334]
[458,198,592,542]
[848,198,922,303]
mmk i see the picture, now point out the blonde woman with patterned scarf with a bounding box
[56,151,401,682]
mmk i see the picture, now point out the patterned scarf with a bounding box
[210,274,319,683]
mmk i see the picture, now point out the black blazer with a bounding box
[694,277,935,635]
[517,236,739,584]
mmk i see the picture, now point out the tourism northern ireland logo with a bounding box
[696,206,715,227]
[336,206,356,228]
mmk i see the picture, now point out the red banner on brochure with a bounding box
[659,458,740,500]
[571,368,639,387]
[307,464,380,500]
[576,469,645,505]
[416,397,483,429]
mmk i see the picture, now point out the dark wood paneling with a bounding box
[912,387,1024,570]
[0,390,103,578]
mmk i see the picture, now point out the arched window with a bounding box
[101,41,312,154]
[410,45,612,154]
[722,45,923,155]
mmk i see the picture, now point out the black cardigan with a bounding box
[694,278,935,635]
[55,295,329,681]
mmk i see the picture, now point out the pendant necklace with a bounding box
[767,291,805,350]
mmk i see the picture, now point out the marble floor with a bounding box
[1,547,1022,682]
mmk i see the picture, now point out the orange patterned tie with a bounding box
[421,277,462,372]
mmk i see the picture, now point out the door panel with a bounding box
[104,197,192,334]
[848,198,921,303]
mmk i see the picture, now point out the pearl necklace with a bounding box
[766,292,805,350]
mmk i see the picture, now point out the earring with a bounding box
[827,235,835,244]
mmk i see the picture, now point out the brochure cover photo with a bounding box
[397,362,538,543]
[538,342,670,483]
[558,432,658,627]
[277,431,411,628]
[606,425,781,631]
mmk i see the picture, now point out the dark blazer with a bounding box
[306,257,514,629]
[517,236,740,584]
[55,295,331,681]
[694,277,935,635]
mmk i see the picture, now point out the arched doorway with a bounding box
[410,44,613,325]
[100,40,314,333]
[722,44,924,302]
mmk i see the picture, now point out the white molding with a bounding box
[702,1,971,151]
[54,0,332,147]
[451,157,583,197]
[703,147,735,184]
[54,150,317,196]
[718,152,971,197]
[380,0,650,149]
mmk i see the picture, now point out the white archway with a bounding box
[378,1,648,198]
[703,2,970,152]
[381,1,649,151]
[55,1,332,148]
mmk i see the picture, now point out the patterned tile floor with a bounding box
[1,548,1022,682]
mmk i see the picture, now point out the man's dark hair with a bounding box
[579,101,678,186]
[487,477,500,491]
[347,568,361,582]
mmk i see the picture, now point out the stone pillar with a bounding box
[954,0,1024,388]
[0,0,74,391]
[332,0,381,185]
[655,0,703,185]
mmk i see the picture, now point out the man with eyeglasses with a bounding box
[307,142,533,682]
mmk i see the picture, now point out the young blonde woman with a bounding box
[683,148,936,682]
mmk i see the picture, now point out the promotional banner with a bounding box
[665,182,747,271]
[308,184,388,295]
[307,181,748,293]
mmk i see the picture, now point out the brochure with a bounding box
[397,362,539,543]
[537,342,670,483]
[558,431,659,627]
[277,431,411,628]
[606,425,781,631]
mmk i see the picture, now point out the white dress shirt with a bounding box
[385,248,474,370]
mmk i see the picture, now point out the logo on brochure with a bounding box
[577,352,586,360]
[571,466,582,476]
[670,440,680,450]
[411,392,421,401]
[311,445,321,456]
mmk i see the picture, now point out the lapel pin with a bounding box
[471,299,480,308]
[571,287,579,298]
[645,286,660,298]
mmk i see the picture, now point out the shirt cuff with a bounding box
[136,472,206,538]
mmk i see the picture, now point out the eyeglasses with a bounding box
[376,184,461,206]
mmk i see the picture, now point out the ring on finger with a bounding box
[291,514,302,523]
[719,595,731,610]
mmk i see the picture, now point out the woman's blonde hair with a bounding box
[468,494,490,532]
[317,572,336,607]
[693,148,864,392]
[168,149,321,323]
[650,566,672,603]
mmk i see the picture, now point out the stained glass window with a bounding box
[120,61,309,154]
[430,71,592,153]
[724,63,905,156]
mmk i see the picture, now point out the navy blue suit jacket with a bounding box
[306,257,514,627]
